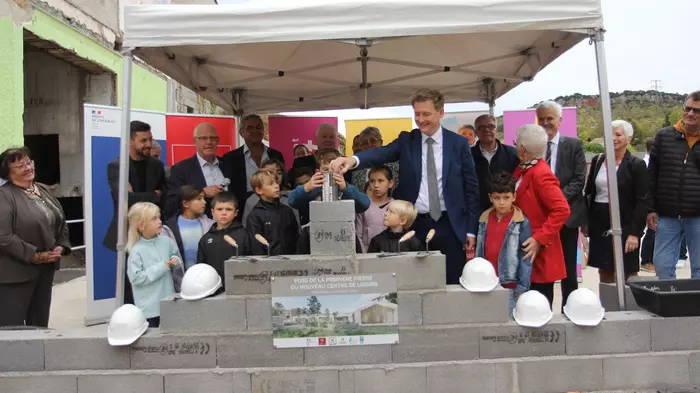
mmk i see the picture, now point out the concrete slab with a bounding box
[159,294,246,333]
[422,285,509,324]
[392,325,479,363]
[603,353,691,390]
[566,311,652,355]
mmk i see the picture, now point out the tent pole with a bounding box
[232,89,244,147]
[115,49,135,309]
[592,29,626,311]
[484,78,495,116]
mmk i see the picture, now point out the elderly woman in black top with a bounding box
[584,120,649,283]
[0,147,71,327]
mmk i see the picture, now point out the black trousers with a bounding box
[0,266,55,328]
[530,282,555,309]
[413,213,466,285]
[147,317,160,328]
[559,226,579,309]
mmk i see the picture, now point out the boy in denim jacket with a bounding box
[475,172,532,314]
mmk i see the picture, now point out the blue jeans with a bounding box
[654,217,700,279]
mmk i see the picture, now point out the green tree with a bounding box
[272,302,285,316]
[307,296,322,315]
[384,293,398,304]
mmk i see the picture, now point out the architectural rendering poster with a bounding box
[271,274,398,348]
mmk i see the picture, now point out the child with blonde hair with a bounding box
[127,202,181,327]
[367,200,422,253]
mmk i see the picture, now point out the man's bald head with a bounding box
[193,122,219,162]
[316,122,337,150]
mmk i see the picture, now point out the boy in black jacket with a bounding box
[197,192,258,288]
[368,200,423,253]
[246,169,299,255]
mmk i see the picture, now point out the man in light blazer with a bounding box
[331,89,480,285]
[536,101,586,309]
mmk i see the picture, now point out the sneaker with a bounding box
[676,259,687,269]
[640,264,655,273]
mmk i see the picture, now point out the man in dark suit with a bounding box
[222,114,285,212]
[471,114,519,213]
[103,120,166,304]
[165,123,231,219]
[331,89,480,284]
[536,101,586,308]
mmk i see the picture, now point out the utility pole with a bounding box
[650,80,663,102]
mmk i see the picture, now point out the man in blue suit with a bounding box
[331,89,480,284]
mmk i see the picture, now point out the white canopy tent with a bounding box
[118,0,627,308]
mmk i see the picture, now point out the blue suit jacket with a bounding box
[355,128,480,241]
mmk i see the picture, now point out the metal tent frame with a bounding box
[116,1,626,311]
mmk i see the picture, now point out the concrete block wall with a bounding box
[2,350,700,393]
[224,253,446,295]
[309,201,357,256]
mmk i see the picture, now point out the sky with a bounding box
[266,0,699,135]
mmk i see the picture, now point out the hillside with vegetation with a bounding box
[543,90,687,152]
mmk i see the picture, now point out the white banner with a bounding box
[83,104,166,325]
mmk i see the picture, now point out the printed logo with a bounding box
[339,337,348,345]
[207,238,213,244]
[329,337,337,345]
[318,338,326,345]
[359,336,365,344]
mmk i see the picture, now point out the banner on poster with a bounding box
[344,118,413,156]
[441,110,489,133]
[165,114,236,165]
[271,274,399,348]
[83,104,167,325]
[268,116,338,167]
[502,107,578,146]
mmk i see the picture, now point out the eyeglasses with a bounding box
[196,136,220,142]
[9,160,34,170]
[684,106,700,115]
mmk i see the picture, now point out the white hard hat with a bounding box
[180,263,222,300]
[563,288,605,326]
[459,257,499,292]
[107,304,149,346]
[513,290,553,328]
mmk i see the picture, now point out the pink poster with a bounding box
[268,116,338,168]
[502,107,577,146]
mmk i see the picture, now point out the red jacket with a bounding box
[513,160,570,283]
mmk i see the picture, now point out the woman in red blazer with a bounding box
[512,124,571,307]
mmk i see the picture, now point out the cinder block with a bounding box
[45,335,130,370]
[225,258,315,295]
[359,253,446,290]
[598,282,642,311]
[310,200,355,222]
[160,294,246,333]
[164,371,233,393]
[651,316,700,351]
[495,362,518,393]
[310,221,356,256]
[0,375,77,393]
[233,371,252,393]
[479,320,565,359]
[246,296,272,330]
[566,311,651,355]
[518,357,604,393]
[392,325,478,363]
[397,291,422,326]
[78,373,164,393]
[353,366,427,393]
[217,332,304,368]
[422,286,509,324]
[690,352,700,387]
[339,370,355,393]
[427,362,496,393]
[130,332,216,369]
[305,344,392,366]
[0,335,45,372]
[250,370,339,393]
[603,353,690,390]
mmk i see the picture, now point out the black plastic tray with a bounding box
[628,278,700,317]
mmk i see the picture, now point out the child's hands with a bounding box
[165,257,179,267]
[304,172,325,193]
[333,173,347,191]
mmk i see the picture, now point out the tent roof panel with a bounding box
[123,0,602,113]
